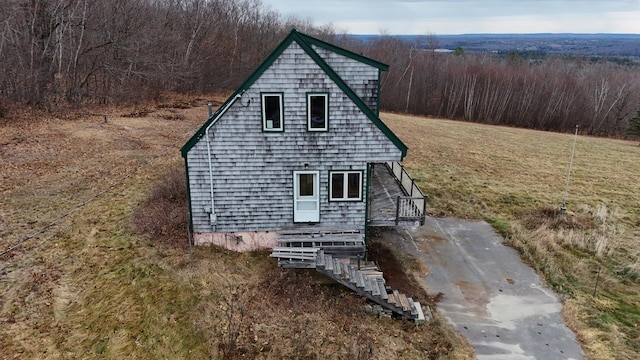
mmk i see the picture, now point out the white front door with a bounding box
[293,171,320,222]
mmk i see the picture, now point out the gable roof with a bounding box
[181,29,407,159]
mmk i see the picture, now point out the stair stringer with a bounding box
[316,266,409,318]
[315,250,425,322]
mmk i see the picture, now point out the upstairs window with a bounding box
[307,93,328,131]
[261,93,283,131]
[330,171,362,201]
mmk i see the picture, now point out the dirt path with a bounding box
[390,217,584,359]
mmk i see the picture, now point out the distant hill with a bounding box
[349,34,640,57]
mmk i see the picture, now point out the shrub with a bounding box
[132,166,188,247]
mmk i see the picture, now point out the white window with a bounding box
[307,93,328,131]
[330,171,362,201]
[261,93,283,131]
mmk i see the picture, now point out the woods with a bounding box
[367,38,640,136]
[0,0,332,108]
[1,0,638,137]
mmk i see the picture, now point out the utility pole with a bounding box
[561,125,579,215]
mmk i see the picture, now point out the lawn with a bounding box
[0,99,471,359]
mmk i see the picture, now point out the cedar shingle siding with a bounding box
[183,31,406,236]
[311,45,380,113]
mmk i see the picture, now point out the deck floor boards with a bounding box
[369,163,406,225]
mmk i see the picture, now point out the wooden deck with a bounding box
[272,227,366,268]
[369,163,421,226]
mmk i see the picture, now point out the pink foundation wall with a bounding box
[193,231,278,252]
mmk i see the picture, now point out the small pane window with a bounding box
[262,93,283,131]
[347,173,360,198]
[299,174,314,196]
[331,173,344,199]
[307,93,328,131]
[330,171,362,201]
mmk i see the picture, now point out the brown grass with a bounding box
[0,98,466,359]
[383,112,640,359]
[131,166,189,247]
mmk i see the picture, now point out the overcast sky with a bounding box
[261,0,640,35]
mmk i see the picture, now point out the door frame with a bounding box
[293,170,320,223]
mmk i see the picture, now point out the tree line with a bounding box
[0,0,332,110]
[1,0,638,137]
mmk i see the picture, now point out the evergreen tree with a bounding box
[625,108,640,145]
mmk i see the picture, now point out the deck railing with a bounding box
[385,162,427,225]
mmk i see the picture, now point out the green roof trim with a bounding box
[297,32,389,71]
[181,29,407,159]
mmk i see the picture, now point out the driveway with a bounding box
[396,217,584,359]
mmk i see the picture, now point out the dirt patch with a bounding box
[367,227,442,307]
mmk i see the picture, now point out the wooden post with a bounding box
[592,265,602,297]
[422,197,427,225]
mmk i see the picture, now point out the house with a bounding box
[180,29,426,255]
[180,29,428,321]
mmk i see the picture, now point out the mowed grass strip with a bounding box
[383,112,640,359]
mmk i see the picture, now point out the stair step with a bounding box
[270,247,319,261]
[413,302,426,324]
[361,270,384,278]
[359,262,378,270]
[370,276,381,296]
[340,262,350,280]
[398,293,411,312]
[389,290,400,306]
[325,253,334,271]
[377,279,388,300]
[408,297,419,315]
[348,265,356,284]
[364,276,373,293]
[316,250,325,268]
[333,258,341,276]
[355,270,365,288]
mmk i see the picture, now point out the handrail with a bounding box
[385,162,426,199]
[385,162,427,225]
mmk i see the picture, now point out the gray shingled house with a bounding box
[180,29,426,257]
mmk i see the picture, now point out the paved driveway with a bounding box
[398,217,584,359]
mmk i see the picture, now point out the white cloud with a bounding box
[262,0,640,34]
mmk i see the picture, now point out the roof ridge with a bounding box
[296,30,389,71]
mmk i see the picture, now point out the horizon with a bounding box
[345,32,640,36]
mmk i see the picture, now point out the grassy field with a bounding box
[3,99,637,359]
[0,99,472,359]
[383,112,640,359]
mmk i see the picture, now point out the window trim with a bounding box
[261,92,284,132]
[306,92,329,132]
[329,170,363,202]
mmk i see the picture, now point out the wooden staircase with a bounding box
[270,245,426,323]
